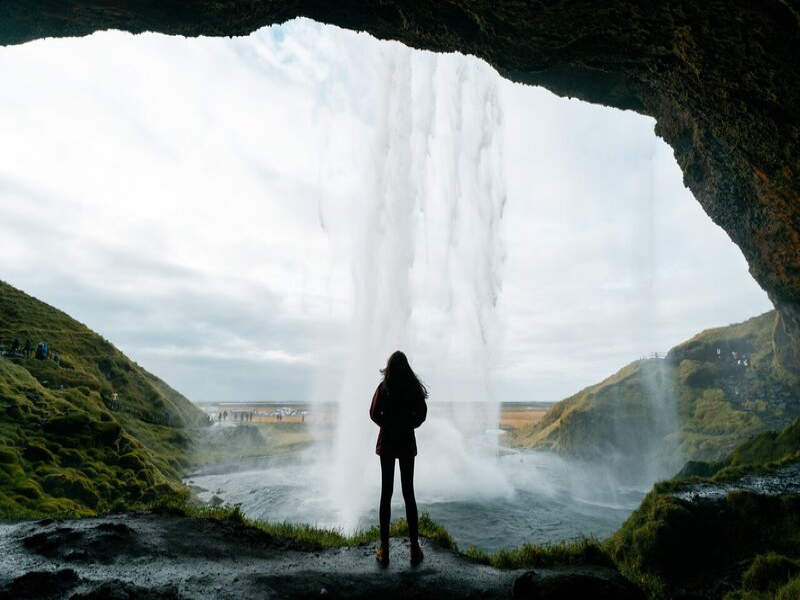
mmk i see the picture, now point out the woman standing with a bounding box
[369,350,428,566]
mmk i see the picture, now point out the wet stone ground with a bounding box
[0,512,643,599]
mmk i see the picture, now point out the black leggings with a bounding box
[379,454,418,548]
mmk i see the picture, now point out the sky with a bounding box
[0,19,773,403]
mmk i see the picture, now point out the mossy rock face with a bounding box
[675,460,719,479]
[118,452,148,473]
[93,420,122,444]
[0,462,24,478]
[41,471,100,508]
[14,480,43,500]
[42,412,93,436]
[135,469,155,487]
[23,442,56,464]
[34,464,60,477]
[679,360,719,388]
[0,494,21,514]
[11,494,34,507]
[4,404,24,419]
[743,553,800,592]
[0,446,20,465]
[37,497,86,516]
[57,448,84,468]
[141,482,183,505]
[123,479,147,499]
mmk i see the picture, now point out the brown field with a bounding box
[499,405,549,430]
[197,401,549,432]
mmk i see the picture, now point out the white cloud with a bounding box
[0,20,772,403]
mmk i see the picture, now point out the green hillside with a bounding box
[510,311,800,474]
[0,280,209,517]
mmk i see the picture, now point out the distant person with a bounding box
[369,350,428,566]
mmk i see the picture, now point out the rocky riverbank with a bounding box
[0,511,643,599]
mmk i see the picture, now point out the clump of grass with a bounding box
[465,537,611,570]
[741,553,800,592]
[149,499,456,551]
[776,575,800,599]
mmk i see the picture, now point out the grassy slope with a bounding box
[510,311,800,467]
[0,280,208,517]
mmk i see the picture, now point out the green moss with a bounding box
[0,446,20,464]
[42,412,93,436]
[607,488,800,598]
[118,452,148,472]
[776,576,800,599]
[692,389,762,435]
[728,420,800,467]
[23,441,56,464]
[34,464,60,477]
[14,480,43,500]
[93,420,122,444]
[41,470,101,508]
[465,537,611,570]
[0,279,214,516]
[123,479,147,499]
[37,497,89,516]
[679,360,719,387]
[742,553,800,592]
[57,447,84,468]
[0,462,24,478]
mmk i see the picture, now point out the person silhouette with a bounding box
[369,350,428,566]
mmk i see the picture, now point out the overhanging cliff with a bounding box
[2,1,799,363]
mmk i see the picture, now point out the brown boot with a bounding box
[410,542,423,566]
[376,544,389,566]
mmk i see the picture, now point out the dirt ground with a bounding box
[0,512,641,599]
[498,405,548,430]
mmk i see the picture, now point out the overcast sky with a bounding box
[0,19,773,403]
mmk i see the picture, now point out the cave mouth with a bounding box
[5,2,797,368]
[0,20,771,406]
[0,20,777,549]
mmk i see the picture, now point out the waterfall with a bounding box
[321,42,509,531]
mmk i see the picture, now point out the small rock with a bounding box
[1,569,79,599]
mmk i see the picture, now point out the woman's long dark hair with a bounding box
[380,350,428,399]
